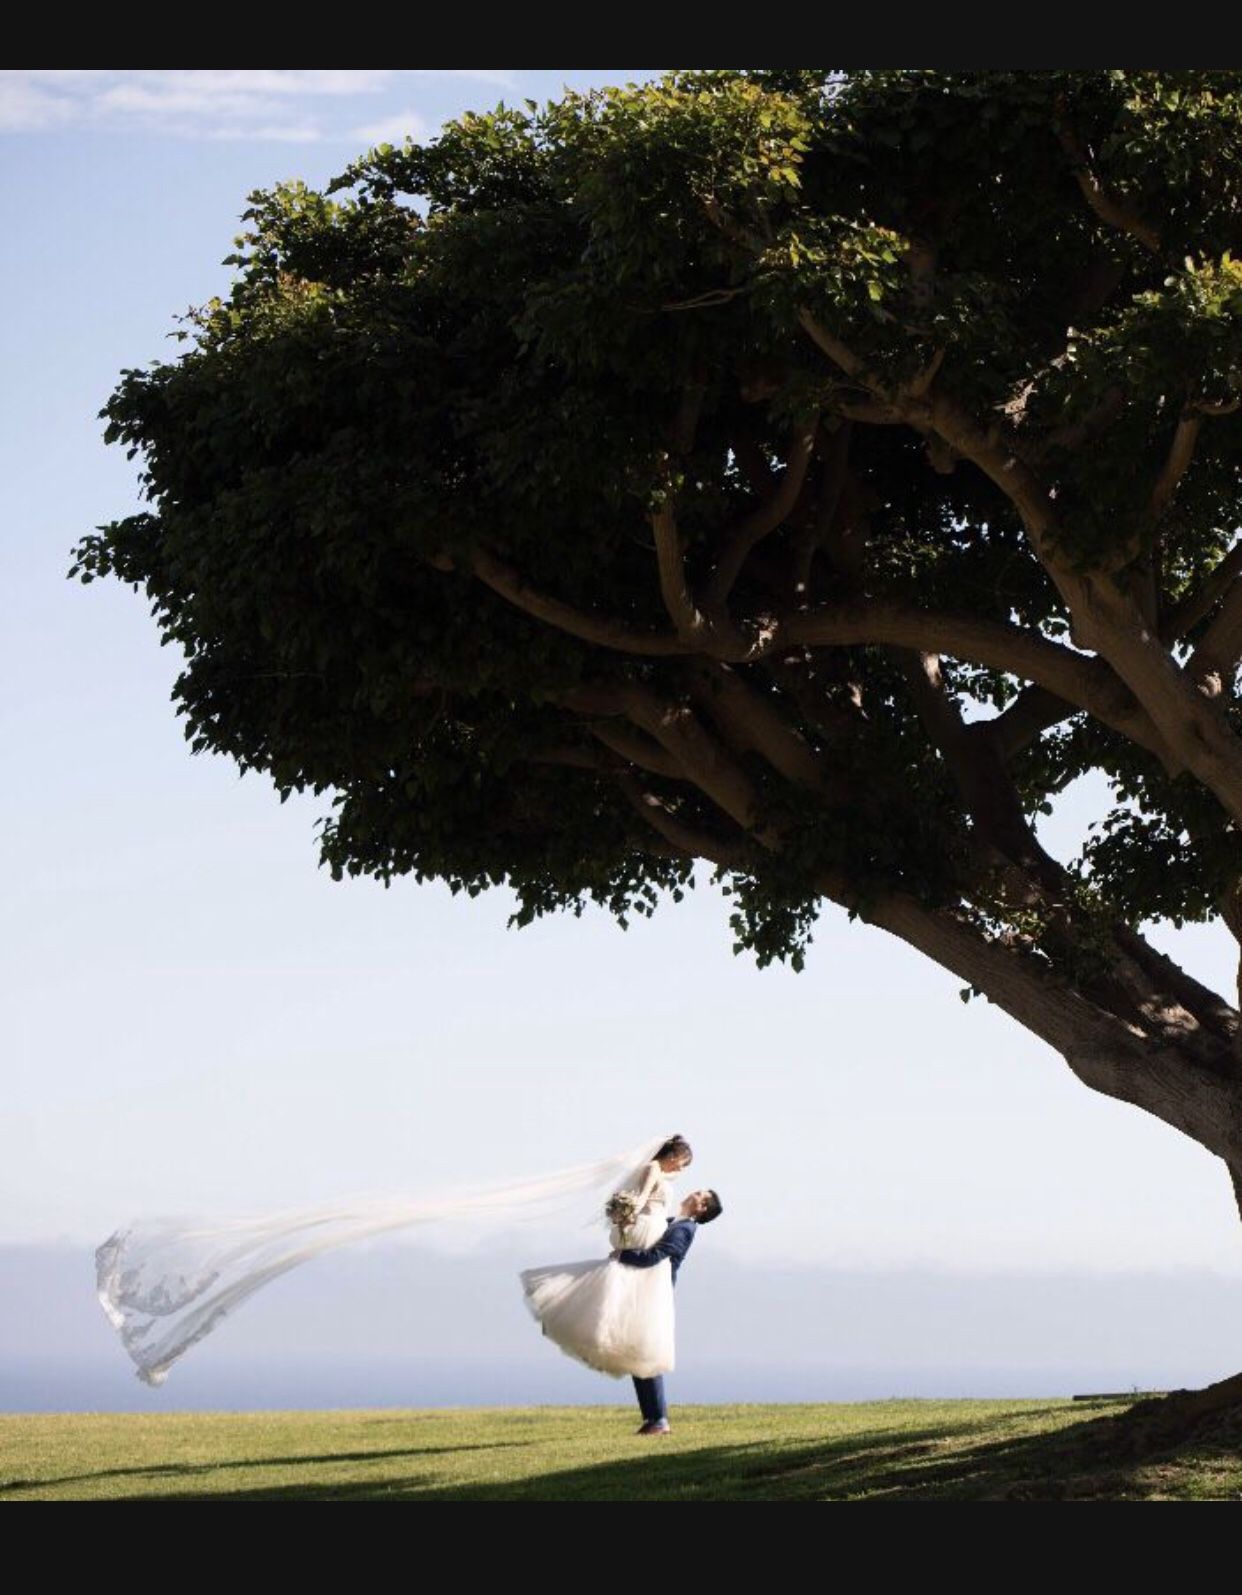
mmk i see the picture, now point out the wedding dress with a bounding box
[518,1156,679,1379]
[95,1132,669,1387]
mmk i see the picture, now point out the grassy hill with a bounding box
[3,1397,1240,1500]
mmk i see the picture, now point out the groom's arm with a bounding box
[616,1226,695,1270]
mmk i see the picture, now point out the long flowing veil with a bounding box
[96,1131,669,1387]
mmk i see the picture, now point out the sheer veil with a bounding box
[96,1131,670,1387]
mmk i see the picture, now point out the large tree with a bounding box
[73,69,1242,1427]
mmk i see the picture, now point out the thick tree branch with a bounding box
[1190,582,1242,699]
[667,381,705,454]
[834,398,904,425]
[791,420,852,596]
[860,892,1131,1052]
[898,652,1234,1057]
[1150,413,1201,521]
[1162,541,1242,643]
[650,503,710,646]
[591,722,684,778]
[897,650,1064,887]
[556,678,773,838]
[797,308,1242,820]
[691,661,833,792]
[817,454,870,595]
[706,419,818,610]
[1231,1161,1242,1225]
[862,888,1242,1158]
[1112,923,1239,1053]
[620,685,770,835]
[1037,385,1128,457]
[470,547,687,657]
[470,500,1181,781]
[986,684,1081,759]
[918,427,1242,813]
[1054,114,1162,255]
[783,601,1168,758]
[616,774,748,868]
[524,745,608,772]
[525,574,1159,758]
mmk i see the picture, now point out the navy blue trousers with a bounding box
[632,1374,667,1423]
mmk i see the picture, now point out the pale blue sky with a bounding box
[4,68,1241,1311]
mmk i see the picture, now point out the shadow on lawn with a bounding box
[0,1440,533,1496]
[96,1399,1204,1501]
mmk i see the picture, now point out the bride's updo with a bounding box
[655,1135,692,1168]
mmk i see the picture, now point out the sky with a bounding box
[3,69,1242,1406]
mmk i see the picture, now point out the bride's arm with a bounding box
[629,1160,660,1209]
[615,1226,694,1269]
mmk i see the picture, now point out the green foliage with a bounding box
[69,70,1242,968]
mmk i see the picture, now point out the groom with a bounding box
[610,1188,723,1436]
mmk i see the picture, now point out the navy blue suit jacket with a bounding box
[617,1216,696,1285]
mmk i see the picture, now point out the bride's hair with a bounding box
[655,1135,692,1166]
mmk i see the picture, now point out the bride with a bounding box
[95,1131,676,1387]
[518,1134,692,1378]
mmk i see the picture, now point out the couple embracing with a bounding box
[519,1135,723,1435]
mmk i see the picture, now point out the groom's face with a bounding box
[681,1191,712,1220]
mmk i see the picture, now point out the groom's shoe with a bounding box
[637,1420,671,1436]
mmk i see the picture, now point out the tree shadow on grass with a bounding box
[102,1402,1176,1501]
[0,1440,533,1497]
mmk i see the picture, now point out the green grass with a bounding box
[3,1399,1240,1500]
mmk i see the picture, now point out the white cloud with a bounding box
[0,68,530,142]
[206,123,326,145]
[0,77,78,132]
[95,83,288,118]
[412,69,519,90]
[349,108,427,145]
[0,69,399,140]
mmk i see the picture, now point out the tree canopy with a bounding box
[72,70,1242,1186]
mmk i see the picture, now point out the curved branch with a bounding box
[796,308,1242,818]
[820,873,1145,1060]
[470,523,1177,773]
[1054,113,1162,255]
[986,684,1081,759]
[1163,540,1242,643]
[1150,413,1201,521]
[557,680,768,836]
[691,662,833,792]
[706,419,818,609]
[650,504,709,645]
[591,723,683,778]
[1189,581,1242,698]
[1037,385,1128,457]
[782,602,1168,758]
[616,774,749,868]
[524,745,608,772]
[793,420,853,596]
[621,685,767,834]
[470,546,688,658]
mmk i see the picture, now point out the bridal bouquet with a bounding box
[605,1190,640,1228]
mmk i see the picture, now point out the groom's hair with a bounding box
[697,1190,723,1224]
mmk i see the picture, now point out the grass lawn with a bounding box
[3,1397,1241,1499]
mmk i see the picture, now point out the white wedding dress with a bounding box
[95,1132,671,1387]
[518,1161,678,1379]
